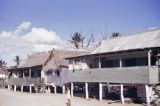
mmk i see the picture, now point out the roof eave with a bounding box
[65,47,160,59]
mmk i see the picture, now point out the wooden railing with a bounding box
[7,78,44,86]
[68,66,159,84]
[46,76,62,85]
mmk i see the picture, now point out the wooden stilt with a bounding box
[21,86,23,92]
[48,86,51,93]
[99,83,102,101]
[71,82,74,98]
[85,82,89,99]
[62,85,65,94]
[54,86,57,94]
[29,85,32,93]
[145,85,150,105]
[107,82,110,92]
[14,85,16,91]
[120,84,125,104]
[148,50,151,67]
[8,85,10,90]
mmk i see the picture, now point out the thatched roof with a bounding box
[19,50,88,71]
[42,50,88,71]
[0,66,7,74]
[19,52,49,68]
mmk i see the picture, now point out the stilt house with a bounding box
[66,29,160,104]
[7,50,88,93]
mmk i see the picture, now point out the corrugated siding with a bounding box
[68,66,159,84]
[149,66,159,84]
[46,68,68,86]
[7,78,44,86]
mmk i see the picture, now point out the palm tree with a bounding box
[69,32,85,49]
[0,59,6,67]
[112,32,121,38]
[14,56,21,66]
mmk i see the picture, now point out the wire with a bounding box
[0,16,160,48]
[0,16,54,44]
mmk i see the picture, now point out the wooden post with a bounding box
[71,82,74,98]
[29,68,31,78]
[120,84,125,104]
[48,86,51,93]
[85,82,89,99]
[14,85,16,91]
[54,86,57,94]
[145,85,150,105]
[148,50,151,67]
[107,82,110,92]
[23,69,25,78]
[8,85,10,90]
[73,59,75,71]
[119,57,122,67]
[98,57,101,68]
[21,86,23,92]
[29,85,32,93]
[62,85,65,94]
[99,83,102,101]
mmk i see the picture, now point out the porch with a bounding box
[68,66,159,84]
[7,78,44,86]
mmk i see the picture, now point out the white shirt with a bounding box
[67,90,71,99]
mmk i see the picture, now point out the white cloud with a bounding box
[0,21,65,66]
[14,21,31,35]
[18,21,31,30]
[23,28,62,45]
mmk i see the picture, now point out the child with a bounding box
[66,86,71,106]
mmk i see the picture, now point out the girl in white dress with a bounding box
[66,86,71,106]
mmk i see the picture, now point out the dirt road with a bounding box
[0,89,142,106]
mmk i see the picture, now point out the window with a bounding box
[24,70,29,76]
[75,59,80,65]
[100,57,106,68]
[105,59,119,68]
[101,59,119,68]
[151,56,157,66]
[46,70,52,75]
[69,60,73,64]
[82,58,86,63]
[55,70,60,76]
[122,58,136,67]
[89,63,93,68]
[94,58,99,68]
[122,57,148,67]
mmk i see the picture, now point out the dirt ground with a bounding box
[0,89,143,106]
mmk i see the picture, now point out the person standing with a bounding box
[66,86,71,106]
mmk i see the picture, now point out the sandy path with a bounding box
[0,89,142,106]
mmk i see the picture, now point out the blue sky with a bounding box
[0,0,160,65]
[0,0,160,39]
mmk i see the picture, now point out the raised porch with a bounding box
[68,66,160,84]
[7,78,44,86]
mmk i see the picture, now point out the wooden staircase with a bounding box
[34,84,46,93]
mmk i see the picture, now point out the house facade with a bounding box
[7,50,88,93]
[0,66,7,87]
[66,29,160,104]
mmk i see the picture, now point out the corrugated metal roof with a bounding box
[92,29,160,54]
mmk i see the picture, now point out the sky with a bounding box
[0,0,160,66]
